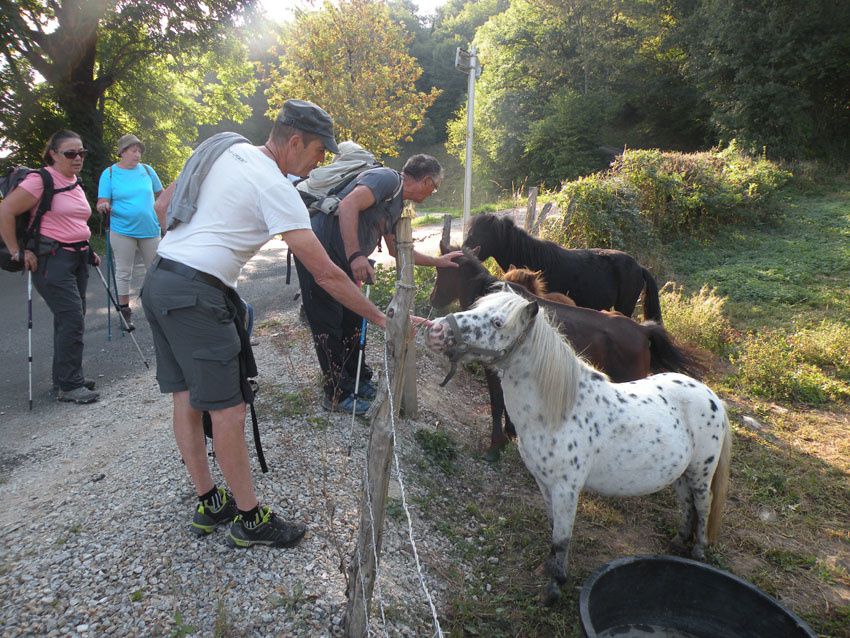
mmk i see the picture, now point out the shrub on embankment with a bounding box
[540,141,791,263]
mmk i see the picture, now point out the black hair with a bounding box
[42,130,83,166]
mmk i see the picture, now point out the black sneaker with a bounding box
[189,487,237,536]
[226,505,307,549]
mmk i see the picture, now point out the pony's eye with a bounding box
[491,317,504,328]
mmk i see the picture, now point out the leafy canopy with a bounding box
[266,0,440,157]
[0,0,257,185]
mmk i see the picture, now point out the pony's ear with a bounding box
[525,300,540,321]
[508,263,516,271]
[439,239,450,255]
[469,245,481,257]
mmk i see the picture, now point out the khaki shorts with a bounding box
[141,263,243,411]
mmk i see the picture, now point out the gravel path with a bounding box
[0,303,467,637]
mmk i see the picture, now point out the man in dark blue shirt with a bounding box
[295,154,461,414]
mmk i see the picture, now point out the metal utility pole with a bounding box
[455,46,482,236]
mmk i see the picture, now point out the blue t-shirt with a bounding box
[97,164,163,238]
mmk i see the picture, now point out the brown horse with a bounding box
[431,244,705,461]
[502,267,576,306]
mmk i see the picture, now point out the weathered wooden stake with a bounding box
[524,186,538,231]
[441,213,453,249]
[531,201,554,236]
[344,216,416,638]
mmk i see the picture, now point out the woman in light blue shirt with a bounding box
[97,134,163,329]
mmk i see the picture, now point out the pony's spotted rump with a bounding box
[427,290,732,605]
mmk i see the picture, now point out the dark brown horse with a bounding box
[431,244,705,460]
[463,213,662,321]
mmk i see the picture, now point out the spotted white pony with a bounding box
[426,290,732,605]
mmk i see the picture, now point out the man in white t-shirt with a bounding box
[142,100,393,549]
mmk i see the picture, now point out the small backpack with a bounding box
[296,141,387,215]
[0,167,80,272]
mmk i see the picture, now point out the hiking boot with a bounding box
[57,386,100,404]
[53,379,96,393]
[322,393,370,416]
[118,305,135,332]
[226,506,307,549]
[189,487,237,536]
[357,380,377,401]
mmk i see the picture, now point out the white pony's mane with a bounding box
[473,290,586,428]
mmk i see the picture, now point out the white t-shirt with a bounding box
[158,144,310,288]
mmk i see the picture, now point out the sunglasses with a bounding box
[59,149,88,159]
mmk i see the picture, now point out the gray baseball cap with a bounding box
[276,99,339,154]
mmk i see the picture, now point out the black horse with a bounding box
[463,213,662,321]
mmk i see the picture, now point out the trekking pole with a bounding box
[93,264,150,369]
[347,282,371,457]
[105,230,112,341]
[27,270,33,411]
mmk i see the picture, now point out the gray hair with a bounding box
[402,154,443,182]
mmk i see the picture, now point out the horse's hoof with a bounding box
[667,539,689,556]
[691,546,706,561]
[542,582,561,607]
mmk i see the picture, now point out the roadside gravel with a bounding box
[0,305,470,638]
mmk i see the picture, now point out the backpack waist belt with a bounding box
[154,257,229,292]
[57,240,90,250]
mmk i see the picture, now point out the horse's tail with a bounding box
[645,323,708,379]
[707,418,732,544]
[641,268,663,322]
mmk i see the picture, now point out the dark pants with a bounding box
[31,246,89,391]
[294,256,372,401]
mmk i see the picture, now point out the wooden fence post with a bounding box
[530,201,554,236]
[441,213,453,249]
[344,216,416,637]
[524,186,538,231]
[399,212,418,417]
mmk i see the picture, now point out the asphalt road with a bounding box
[0,220,458,420]
[0,238,301,419]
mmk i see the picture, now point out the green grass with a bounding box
[666,185,850,330]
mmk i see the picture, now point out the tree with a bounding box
[447,0,710,188]
[680,0,850,159]
[0,0,256,187]
[266,0,439,158]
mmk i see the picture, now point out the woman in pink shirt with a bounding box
[0,130,102,404]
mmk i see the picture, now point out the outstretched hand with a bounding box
[434,250,463,268]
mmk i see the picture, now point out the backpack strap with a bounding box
[26,171,82,246]
[389,170,403,202]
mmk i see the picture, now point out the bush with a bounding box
[789,321,850,382]
[659,283,731,355]
[612,141,791,236]
[370,263,436,317]
[732,329,850,405]
[539,143,790,264]
[540,174,661,265]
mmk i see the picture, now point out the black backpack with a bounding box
[0,167,81,272]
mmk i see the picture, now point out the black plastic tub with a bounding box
[579,555,817,638]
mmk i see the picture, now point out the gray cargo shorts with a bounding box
[141,263,243,411]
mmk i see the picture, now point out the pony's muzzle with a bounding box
[426,320,454,353]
